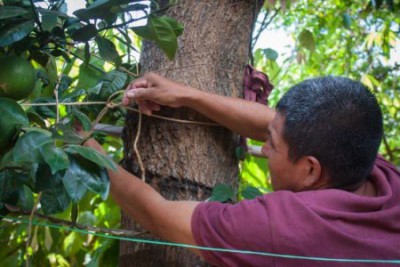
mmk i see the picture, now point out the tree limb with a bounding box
[252,8,280,48]
[2,203,148,238]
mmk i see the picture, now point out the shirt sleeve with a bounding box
[191,198,274,267]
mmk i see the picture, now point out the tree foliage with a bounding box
[0,0,182,265]
[242,0,400,192]
[0,0,399,265]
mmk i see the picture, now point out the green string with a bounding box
[1,215,400,264]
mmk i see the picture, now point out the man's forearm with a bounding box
[184,88,275,141]
[84,139,199,250]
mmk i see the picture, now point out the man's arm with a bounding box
[84,138,202,256]
[122,72,275,141]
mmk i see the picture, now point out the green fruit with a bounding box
[0,56,36,101]
[0,97,29,152]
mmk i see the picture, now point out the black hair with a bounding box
[276,76,383,190]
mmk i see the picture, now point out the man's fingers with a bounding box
[123,87,151,106]
[136,100,153,116]
[122,93,130,106]
[130,77,149,89]
[125,88,155,100]
[148,102,161,111]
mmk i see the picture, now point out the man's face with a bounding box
[261,113,307,191]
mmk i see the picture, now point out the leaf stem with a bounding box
[29,0,43,32]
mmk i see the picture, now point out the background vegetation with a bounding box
[0,0,398,266]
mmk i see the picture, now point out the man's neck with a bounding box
[353,179,377,197]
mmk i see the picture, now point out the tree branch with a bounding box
[3,203,148,238]
[252,8,280,48]
[29,0,43,32]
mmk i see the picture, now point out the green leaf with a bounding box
[0,203,9,221]
[61,158,88,202]
[298,29,315,52]
[0,98,29,143]
[132,16,183,60]
[342,13,352,29]
[62,154,110,200]
[235,146,246,160]
[41,12,58,32]
[37,8,69,19]
[263,48,279,61]
[13,131,52,164]
[27,111,47,128]
[71,24,98,42]
[34,164,63,192]
[241,186,263,200]
[65,145,117,171]
[51,124,83,144]
[89,70,127,101]
[71,109,92,131]
[95,36,121,65]
[0,6,29,19]
[0,19,34,47]
[18,185,34,210]
[63,232,83,256]
[30,97,57,118]
[162,16,184,37]
[0,98,28,125]
[40,181,71,215]
[77,64,104,90]
[73,0,112,20]
[58,75,74,95]
[0,170,20,205]
[40,143,70,174]
[385,0,394,10]
[240,140,271,192]
[77,211,96,225]
[61,88,86,103]
[210,183,234,202]
[44,227,53,251]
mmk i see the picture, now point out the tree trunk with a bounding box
[120,0,261,266]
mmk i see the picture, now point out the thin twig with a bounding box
[252,8,280,48]
[252,10,269,48]
[29,0,43,32]
[3,203,148,238]
[54,81,61,123]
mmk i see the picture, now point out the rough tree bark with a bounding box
[120,0,262,266]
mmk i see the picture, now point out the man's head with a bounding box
[263,76,383,192]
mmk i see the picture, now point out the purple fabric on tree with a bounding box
[238,65,274,154]
[191,155,400,267]
[243,65,273,105]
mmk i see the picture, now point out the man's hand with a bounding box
[122,72,196,115]
[123,72,275,141]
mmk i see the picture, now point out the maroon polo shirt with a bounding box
[192,156,400,266]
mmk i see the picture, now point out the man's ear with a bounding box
[302,156,322,189]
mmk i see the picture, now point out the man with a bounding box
[85,73,400,266]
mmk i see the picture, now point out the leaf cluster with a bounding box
[0,1,185,264]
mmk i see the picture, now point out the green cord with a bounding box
[1,215,400,264]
